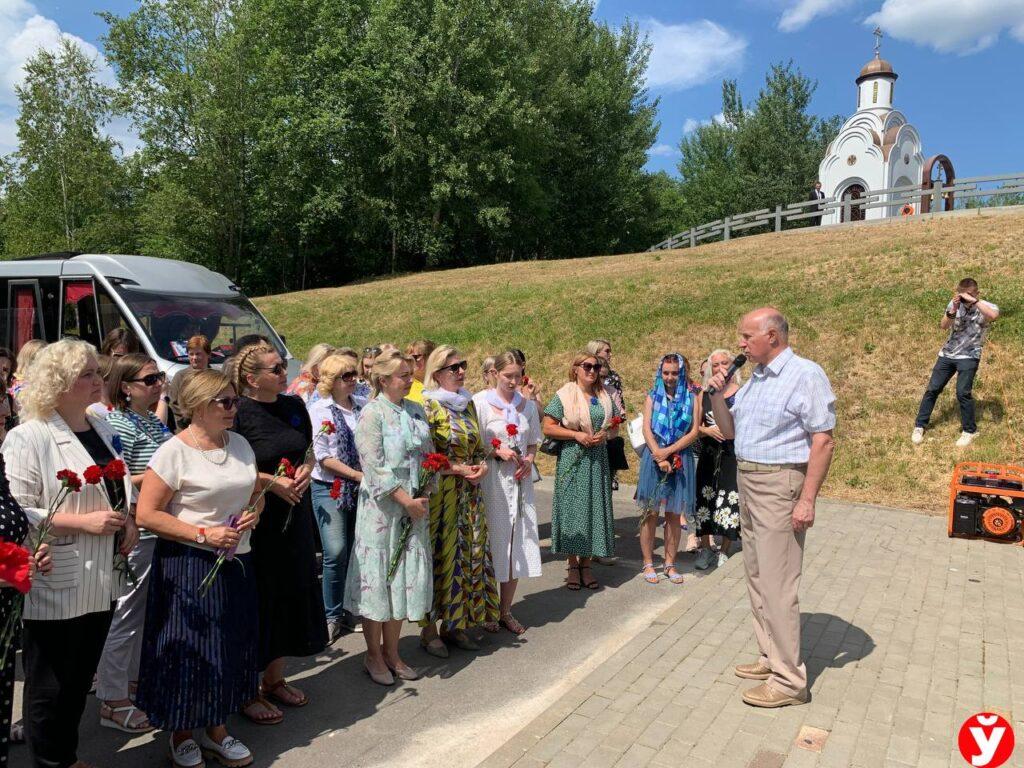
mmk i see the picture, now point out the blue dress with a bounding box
[635,398,697,518]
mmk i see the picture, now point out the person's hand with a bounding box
[234,510,260,532]
[34,542,52,575]
[119,517,140,554]
[792,498,815,532]
[404,497,430,520]
[81,510,126,536]
[590,430,608,447]
[521,379,540,401]
[464,463,488,485]
[293,464,312,494]
[268,476,303,505]
[573,431,590,447]
[657,459,672,473]
[206,525,241,549]
[706,371,728,395]
[513,454,534,482]
[959,293,978,306]
[494,446,520,463]
[703,424,725,442]
[651,446,671,463]
[352,470,364,484]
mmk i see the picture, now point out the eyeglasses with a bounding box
[363,346,382,355]
[257,363,287,375]
[126,372,167,387]
[440,360,469,375]
[211,396,241,410]
[579,362,603,373]
[340,372,358,383]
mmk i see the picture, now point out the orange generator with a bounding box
[948,462,1024,544]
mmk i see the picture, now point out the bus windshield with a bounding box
[111,285,285,365]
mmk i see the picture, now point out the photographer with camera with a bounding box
[912,277,999,447]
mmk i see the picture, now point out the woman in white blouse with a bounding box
[1,339,136,768]
[478,351,542,635]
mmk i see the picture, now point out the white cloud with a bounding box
[778,0,860,32]
[643,19,747,92]
[866,0,1024,54]
[683,112,727,134]
[648,143,681,158]
[0,0,123,155]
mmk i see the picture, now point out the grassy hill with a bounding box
[256,208,1024,513]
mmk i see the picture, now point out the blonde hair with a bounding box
[493,351,521,374]
[371,349,413,396]
[702,348,743,389]
[301,343,336,376]
[480,355,497,387]
[585,339,611,358]
[14,339,47,381]
[18,339,97,422]
[232,342,275,395]
[423,345,459,388]
[567,351,601,394]
[406,339,436,359]
[179,369,234,420]
[316,354,358,397]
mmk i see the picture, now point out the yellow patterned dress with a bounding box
[423,398,499,631]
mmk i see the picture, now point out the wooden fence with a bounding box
[647,172,1024,252]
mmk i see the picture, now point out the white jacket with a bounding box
[2,411,133,621]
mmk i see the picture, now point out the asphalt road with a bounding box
[10,481,724,768]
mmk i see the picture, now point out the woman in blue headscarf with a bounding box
[635,354,701,585]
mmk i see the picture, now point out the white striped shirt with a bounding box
[729,347,836,464]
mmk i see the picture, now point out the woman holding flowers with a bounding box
[419,346,495,657]
[307,353,365,641]
[541,352,622,591]
[635,354,701,585]
[344,350,434,685]
[232,343,327,718]
[479,351,542,635]
[94,353,172,734]
[1,339,137,768]
[286,343,337,405]
[135,370,262,767]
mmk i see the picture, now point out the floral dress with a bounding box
[694,392,740,541]
[423,399,499,631]
[344,397,435,622]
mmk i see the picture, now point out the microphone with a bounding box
[707,354,747,396]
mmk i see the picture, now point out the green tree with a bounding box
[1,39,136,257]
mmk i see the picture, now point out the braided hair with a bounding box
[232,342,275,396]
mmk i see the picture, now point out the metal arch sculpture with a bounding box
[921,154,955,213]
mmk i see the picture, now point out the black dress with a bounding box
[234,396,327,667]
[0,455,29,766]
[694,392,740,542]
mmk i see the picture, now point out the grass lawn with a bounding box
[256,208,1024,513]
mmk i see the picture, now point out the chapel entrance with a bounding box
[841,184,866,222]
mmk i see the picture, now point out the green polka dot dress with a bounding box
[544,394,617,557]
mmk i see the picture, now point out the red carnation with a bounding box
[279,458,296,478]
[329,477,342,500]
[672,454,682,470]
[608,416,624,429]
[490,438,502,449]
[83,465,104,486]
[103,459,127,482]
[321,420,336,435]
[506,424,519,437]
[522,376,530,386]
[56,469,82,492]
[0,541,31,594]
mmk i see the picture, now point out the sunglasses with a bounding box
[440,360,469,375]
[579,362,603,374]
[363,346,382,355]
[126,372,167,386]
[257,363,288,375]
[211,396,241,410]
[340,371,358,383]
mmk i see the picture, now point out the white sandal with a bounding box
[100,702,154,734]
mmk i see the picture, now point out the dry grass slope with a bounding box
[256,209,1024,513]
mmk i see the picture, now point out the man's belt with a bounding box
[736,460,808,473]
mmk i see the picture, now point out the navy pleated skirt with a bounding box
[136,539,259,731]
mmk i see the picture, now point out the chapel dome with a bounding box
[857,56,897,83]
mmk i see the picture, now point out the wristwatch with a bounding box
[195,527,206,544]
[945,310,956,318]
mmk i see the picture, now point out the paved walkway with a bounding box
[477,499,1024,768]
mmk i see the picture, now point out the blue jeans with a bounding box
[311,479,357,623]
[915,356,979,433]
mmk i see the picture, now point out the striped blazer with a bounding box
[1,412,133,621]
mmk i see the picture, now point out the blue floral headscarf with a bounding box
[649,353,693,447]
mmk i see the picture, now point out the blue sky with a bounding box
[2,0,1022,180]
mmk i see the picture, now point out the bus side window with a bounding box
[61,280,101,347]
[9,281,44,353]
[97,286,130,340]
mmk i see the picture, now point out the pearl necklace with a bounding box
[187,426,229,465]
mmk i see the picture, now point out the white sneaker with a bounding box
[955,431,978,447]
[198,731,252,767]
[717,552,729,568]
[170,735,204,768]
[911,427,924,445]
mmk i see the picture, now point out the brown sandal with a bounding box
[499,613,526,635]
[262,678,309,708]
[566,564,582,591]
[240,696,283,725]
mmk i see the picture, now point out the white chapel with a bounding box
[817,31,944,224]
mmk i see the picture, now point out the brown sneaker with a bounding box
[734,661,772,680]
[741,683,808,708]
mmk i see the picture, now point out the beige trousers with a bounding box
[737,467,807,696]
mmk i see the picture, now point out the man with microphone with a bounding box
[707,307,836,708]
